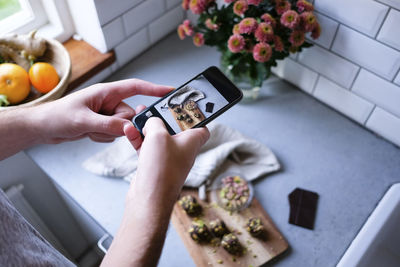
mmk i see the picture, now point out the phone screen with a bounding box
[133,66,242,135]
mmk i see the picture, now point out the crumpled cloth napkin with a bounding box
[82,123,281,187]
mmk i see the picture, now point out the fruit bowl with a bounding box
[0,34,71,110]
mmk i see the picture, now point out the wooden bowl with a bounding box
[0,37,71,110]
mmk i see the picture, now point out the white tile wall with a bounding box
[298,45,359,88]
[94,0,143,26]
[376,0,400,10]
[272,58,318,94]
[310,12,339,49]
[377,9,400,50]
[352,69,400,117]
[366,107,400,147]
[395,71,400,86]
[115,28,149,66]
[102,17,125,50]
[149,6,184,44]
[166,0,181,9]
[313,77,374,124]
[123,0,165,36]
[314,0,388,37]
[332,25,400,80]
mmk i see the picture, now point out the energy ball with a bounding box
[246,218,265,237]
[178,195,202,217]
[189,220,211,243]
[209,219,229,238]
[221,233,242,255]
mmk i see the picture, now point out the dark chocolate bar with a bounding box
[288,188,319,230]
[205,102,214,113]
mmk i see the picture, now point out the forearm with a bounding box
[101,174,180,267]
[0,107,42,160]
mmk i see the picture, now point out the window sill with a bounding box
[63,38,115,93]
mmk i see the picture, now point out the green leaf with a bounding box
[0,95,10,107]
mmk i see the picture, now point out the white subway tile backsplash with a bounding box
[310,12,338,49]
[395,71,400,86]
[366,107,400,147]
[95,0,143,26]
[352,69,400,117]
[102,17,125,50]
[332,25,400,80]
[298,45,359,89]
[115,28,149,66]
[123,0,165,36]
[149,6,184,44]
[166,0,181,9]
[377,9,400,50]
[313,77,374,124]
[272,58,318,94]
[314,0,388,37]
[376,0,400,10]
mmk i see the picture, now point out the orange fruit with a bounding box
[29,62,59,93]
[0,63,30,104]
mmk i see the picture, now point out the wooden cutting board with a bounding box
[171,189,288,266]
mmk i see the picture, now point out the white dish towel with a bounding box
[82,123,281,188]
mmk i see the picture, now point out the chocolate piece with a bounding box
[178,195,202,217]
[209,219,229,238]
[288,188,319,230]
[185,101,197,111]
[219,176,250,211]
[221,233,242,255]
[174,107,182,113]
[189,220,211,243]
[194,113,200,118]
[205,102,214,113]
[246,218,264,237]
[176,114,184,120]
[186,118,193,123]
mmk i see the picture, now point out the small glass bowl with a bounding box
[210,173,254,212]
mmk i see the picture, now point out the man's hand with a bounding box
[31,79,172,144]
[101,118,209,267]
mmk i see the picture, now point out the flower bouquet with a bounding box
[177,0,321,94]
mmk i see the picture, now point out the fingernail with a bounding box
[123,121,132,132]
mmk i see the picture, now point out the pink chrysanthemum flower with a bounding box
[205,18,219,31]
[238,18,258,34]
[311,22,321,39]
[228,34,245,53]
[193,33,205,46]
[300,12,317,32]
[182,19,194,36]
[248,0,262,6]
[280,10,300,29]
[261,13,276,28]
[275,0,290,15]
[232,24,240,35]
[296,0,314,13]
[177,25,186,40]
[273,35,284,52]
[289,30,305,47]
[190,0,206,14]
[253,43,272,63]
[255,22,274,43]
[182,0,190,10]
[233,0,248,16]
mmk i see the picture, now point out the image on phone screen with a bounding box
[153,74,229,134]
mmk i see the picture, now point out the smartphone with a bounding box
[133,66,243,135]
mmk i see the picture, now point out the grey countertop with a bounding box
[26,33,400,266]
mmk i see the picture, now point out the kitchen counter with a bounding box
[26,33,400,266]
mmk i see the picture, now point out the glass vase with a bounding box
[219,58,263,102]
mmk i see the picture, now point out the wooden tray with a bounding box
[171,189,288,266]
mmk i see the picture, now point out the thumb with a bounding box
[176,127,210,153]
[85,112,128,136]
